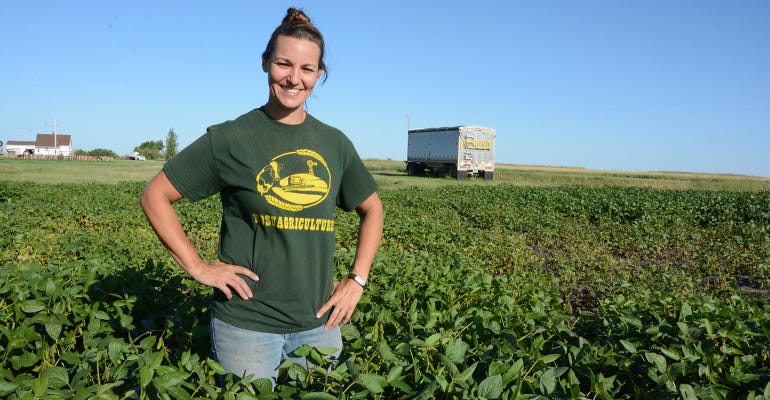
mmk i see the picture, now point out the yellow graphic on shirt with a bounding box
[256,149,331,212]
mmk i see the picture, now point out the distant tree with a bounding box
[165,128,179,159]
[74,149,88,156]
[88,148,118,158]
[134,140,164,160]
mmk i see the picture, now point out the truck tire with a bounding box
[442,164,454,178]
[406,162,424,176]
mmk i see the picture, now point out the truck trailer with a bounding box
[406,126,496,180]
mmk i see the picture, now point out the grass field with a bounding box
[365,159,770,191]
[2,156,769,191]
[0,158,163,184]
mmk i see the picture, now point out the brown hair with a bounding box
[262,8,328,82]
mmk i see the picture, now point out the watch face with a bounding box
[349,274,366,287]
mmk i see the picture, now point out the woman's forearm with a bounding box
[351,192,384,280]
[140,171,206,276]
[140,171,258,300]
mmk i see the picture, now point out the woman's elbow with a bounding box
[357,192,383,217]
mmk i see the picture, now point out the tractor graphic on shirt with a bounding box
[256,149,330,212]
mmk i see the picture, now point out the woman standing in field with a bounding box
[140,7,383,386]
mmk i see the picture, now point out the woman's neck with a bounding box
[262,101,307,125]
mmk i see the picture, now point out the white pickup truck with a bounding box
[129,151,146,161]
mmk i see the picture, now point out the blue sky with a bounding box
[2,1,769,177]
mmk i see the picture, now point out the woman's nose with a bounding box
[287,68,299,85]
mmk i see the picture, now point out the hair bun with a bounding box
[282,7,312,25]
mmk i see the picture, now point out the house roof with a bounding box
[6,140,36,146]
[35,133,72,147]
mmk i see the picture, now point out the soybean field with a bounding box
[1,169,769,398]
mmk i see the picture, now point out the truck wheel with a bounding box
[441,164,453,178]
[431,166,446,178]
[406,162,424,176]
[406,162,415,176]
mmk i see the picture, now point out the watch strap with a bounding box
[348,273,367,289]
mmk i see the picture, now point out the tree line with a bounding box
[74,128,179,160]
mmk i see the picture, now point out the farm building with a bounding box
[6,133,73,156]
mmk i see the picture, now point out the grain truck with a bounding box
[406,125,496,180]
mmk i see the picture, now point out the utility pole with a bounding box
[53,120,59,155]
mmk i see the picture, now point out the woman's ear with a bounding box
[261,57,269,73]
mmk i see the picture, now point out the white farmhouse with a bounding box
[6,133,73,156]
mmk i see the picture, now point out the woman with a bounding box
[140,7,383,385]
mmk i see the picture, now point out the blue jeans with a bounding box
[210,316,342,385]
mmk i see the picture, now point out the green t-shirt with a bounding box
[163,108,378,333]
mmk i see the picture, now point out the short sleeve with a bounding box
[163,131,223,202]
[336,145,378,211]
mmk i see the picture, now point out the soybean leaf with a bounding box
[386,365,403,383]
[32,376,48,398]
[645,352,667,372]
[541,354,560,364]
[302,393,337,400]
[378,340,398,362]
[44,322,62,340]
[444,338,469,364]
[235,391,260,400]
[679,383,697,399]
[21,300,46,314]
[620,339,637,354]
[359,373,387,394]
[502,359,524,387]
[314,346,339,356]
[206,358,226,375]
[0,381,19,396]
[425,333,443,347]
[293,344,311,357]
[250,378,272,394]
[438,354,459,377]
[478,375,502,399]
[153,369,190,391]
[539,367,568,395]
[42,366,69,389]
[455,362,477,383]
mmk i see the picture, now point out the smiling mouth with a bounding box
[282,86,301,95]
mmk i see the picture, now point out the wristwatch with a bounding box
[348,273,367,289]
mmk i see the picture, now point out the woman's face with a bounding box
[263,35,324,119]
